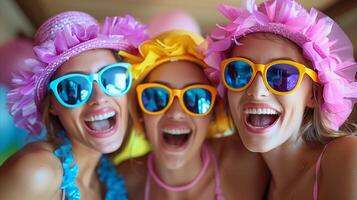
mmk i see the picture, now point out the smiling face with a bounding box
[50,49,129,153]
[227,33,315,152]
[141,61,212,170]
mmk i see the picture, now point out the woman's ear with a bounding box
[136,106,144,123]
[49,106,57,116]
[306,85,320,108]
[210,108,216,122]
[50,108,57,116]
[138,115,144,123]
[45,94,58,115]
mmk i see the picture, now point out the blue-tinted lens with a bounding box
[141,87,170,112]
[224,60,253,89]
[183,88,212,114]
[266,64,299,92]
[57,76,90,105]
[101,66,130,96]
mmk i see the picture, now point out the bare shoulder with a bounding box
[0,141,63,199]
[323,135,357,167]
[319,135,357,200]
[117,155,148,200]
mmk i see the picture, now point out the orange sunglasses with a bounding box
[136,83,217,116]
[221,57,319,95]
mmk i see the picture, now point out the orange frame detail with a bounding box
[221,57,319,95]
[136,83,217,116]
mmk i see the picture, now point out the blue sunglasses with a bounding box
[49,62,132,108]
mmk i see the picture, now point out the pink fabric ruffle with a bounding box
[7,59,46,135]
[7,14,148,136]
[34,24,99,64]
[102,15,147,48]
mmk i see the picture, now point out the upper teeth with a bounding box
[244,108,278,115]
[85,111,115,122]
[162,128,191,135]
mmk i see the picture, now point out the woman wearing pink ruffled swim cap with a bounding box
[205,0,357,199]
[0,11,147,200]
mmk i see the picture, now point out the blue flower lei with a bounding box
[54,131,128,200]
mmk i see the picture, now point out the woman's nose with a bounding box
[165,97,186,119]
[87,83,109,106]
[246,73,270,99]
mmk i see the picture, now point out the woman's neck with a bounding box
[262,138,323,189]
[154,144,206,187]
[147,143,217,200]
[70,139,101,188]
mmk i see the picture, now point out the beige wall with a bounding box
[0,0,34,45]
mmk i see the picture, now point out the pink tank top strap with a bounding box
[145,171,150,200]
[208,143,225,200]
[313,143,329,200]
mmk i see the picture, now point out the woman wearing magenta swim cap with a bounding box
[0,11,147,200]
[205,0,357,199]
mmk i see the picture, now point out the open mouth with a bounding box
[161,128,192,149]
[244,108,280,129]
[84,111,116,132]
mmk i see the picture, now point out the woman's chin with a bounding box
[245,143,274,153]
[239,133,277,153]
[97,142,122,154]
[93,134,124,154]
[156,153,187,170]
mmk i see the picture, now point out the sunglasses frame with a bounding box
[136,83,217,116]
[49,62,132,108]
[221,57,319,95]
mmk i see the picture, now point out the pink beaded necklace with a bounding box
[145,143,224,200]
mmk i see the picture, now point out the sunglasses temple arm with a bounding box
[305,68,319,83]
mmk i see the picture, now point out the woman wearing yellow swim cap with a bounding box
[118,30,269,200]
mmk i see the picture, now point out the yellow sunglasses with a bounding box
[136,83,217,116]
[221,57,319,95]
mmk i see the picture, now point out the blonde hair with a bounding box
[301,85,357,144]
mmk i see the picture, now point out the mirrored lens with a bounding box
[57,76,90,105]
[224,60,253,89]
[267,64,299,92]
[101,66,130,96]
[183,88,212,114]
[141,87,170,112]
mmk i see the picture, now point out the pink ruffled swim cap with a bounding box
[204,0,357,130]
[7,11,148,136]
